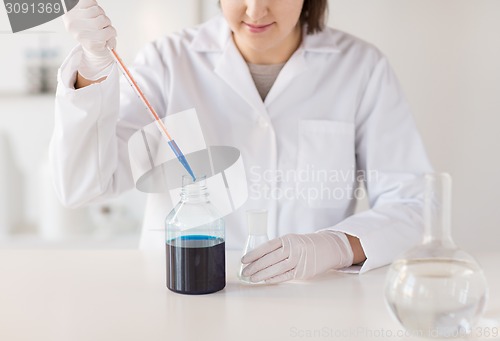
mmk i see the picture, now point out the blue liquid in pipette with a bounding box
[168,140,196,182]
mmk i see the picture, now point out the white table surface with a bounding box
[0,250,499,341]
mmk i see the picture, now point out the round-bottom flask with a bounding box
[238,210,270,284]
[385,173,488,338]
[165,176,225,295]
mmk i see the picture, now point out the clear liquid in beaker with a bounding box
[385,258,487,338]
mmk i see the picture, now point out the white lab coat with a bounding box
[50,16,432,273]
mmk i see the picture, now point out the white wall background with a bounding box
[0,1,498,251]
[325,0,500,253]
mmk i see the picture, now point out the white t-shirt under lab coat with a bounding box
[50,16,433,273]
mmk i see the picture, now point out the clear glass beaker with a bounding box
[165,175,225,295]
[238,209,270,284]
[385,173,488,338]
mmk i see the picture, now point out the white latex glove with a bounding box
[241,231,354,284]
[62,0,117,80]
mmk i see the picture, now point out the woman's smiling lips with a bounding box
[244,22,274,33]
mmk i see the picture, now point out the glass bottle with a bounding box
[238,209,270,284]
[385,173,488,338]
[165,175,225,295]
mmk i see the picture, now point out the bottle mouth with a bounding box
[182,174,206,186]
[181,175,208,199]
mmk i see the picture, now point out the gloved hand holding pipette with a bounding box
[62,0,196,181]
[62,0,117,81]
[241,231,354,284]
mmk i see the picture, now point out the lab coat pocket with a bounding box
[297,120,356,208]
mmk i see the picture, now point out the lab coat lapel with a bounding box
[264,50,308,105]
[194,16,341,110]
[265,28,342,105]
[214,38,265,113]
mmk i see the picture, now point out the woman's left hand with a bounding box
[241,231,354,284]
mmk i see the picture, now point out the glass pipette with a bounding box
[107,46,196,182]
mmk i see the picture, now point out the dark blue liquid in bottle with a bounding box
[166,235,226,295]
[165,175,225,295]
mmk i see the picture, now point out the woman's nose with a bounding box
[245,0,269,22]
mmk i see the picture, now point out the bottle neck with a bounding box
[180,181,209,203]
[423,173,456,248]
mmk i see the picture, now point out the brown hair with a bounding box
[300,0,328,34]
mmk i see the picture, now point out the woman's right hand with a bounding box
[63,0,117,82]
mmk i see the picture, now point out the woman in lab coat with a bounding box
[51,0,432,282]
